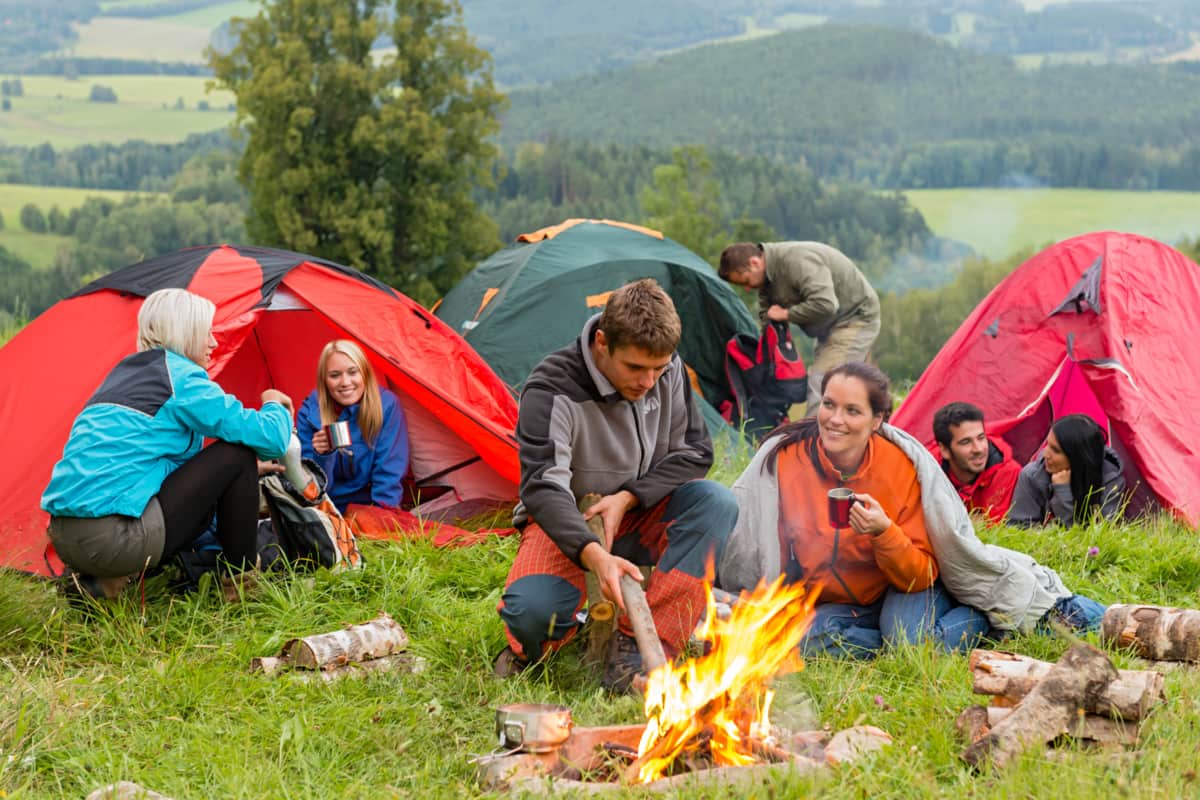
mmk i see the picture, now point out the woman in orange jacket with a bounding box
[766,362,989,658]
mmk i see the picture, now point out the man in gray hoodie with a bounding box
[720,241,880,412]
[494,279,737,692]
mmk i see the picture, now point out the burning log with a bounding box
[1100,603,1200,662]
[284,611,409,669]
[969,649,1164,720]
[962,643,1119,769]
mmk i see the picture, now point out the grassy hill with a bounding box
[903,188,1200,261]
[0,183,143,268]
[0,75,232,148]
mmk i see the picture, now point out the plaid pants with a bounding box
[497,479,736,661]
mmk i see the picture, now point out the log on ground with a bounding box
[284,611,409,670]
[962,643,1119,770]
[969,649,1164,720]
[1101,604,1200,662]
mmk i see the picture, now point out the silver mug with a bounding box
[324,421,353,449]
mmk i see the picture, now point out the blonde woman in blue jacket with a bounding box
[42,289,293,599]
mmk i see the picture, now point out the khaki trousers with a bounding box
[806,316,882,412]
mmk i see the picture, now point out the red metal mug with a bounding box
[827,488,859,529]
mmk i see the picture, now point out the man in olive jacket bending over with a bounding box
[719,241,881,412]
[494,279,737,693]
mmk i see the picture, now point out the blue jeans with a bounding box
[800,582,991,660]
[1039,595,1106,633]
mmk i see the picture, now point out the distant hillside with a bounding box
[500,25,1200,189]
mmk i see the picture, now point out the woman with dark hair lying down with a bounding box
[1008,413,1126,528]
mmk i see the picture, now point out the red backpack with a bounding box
[721,321,808,439]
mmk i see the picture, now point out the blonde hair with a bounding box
[137,288,216,365]
[317,340,383,445]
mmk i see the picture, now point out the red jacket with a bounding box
[931,438,1020,524]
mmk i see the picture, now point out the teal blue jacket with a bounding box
[42,348,291,518]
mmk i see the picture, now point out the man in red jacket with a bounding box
[932,402,1020,524]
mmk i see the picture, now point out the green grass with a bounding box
[3,445,1199,797]
[0,76,233,148]
[903,187,1200,261]
[61,17,215,64]
[158,0,258,28]
[0,184,145,269]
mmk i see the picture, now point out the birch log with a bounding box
[969,649,1164,720]
[962,643,1119,769]
[1100,604,1200,662]
[285,612,409,670]
[984,706,1138,747]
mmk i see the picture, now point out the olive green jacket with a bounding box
[757,242,880,340]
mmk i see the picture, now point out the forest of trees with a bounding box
[502,26,1200,189]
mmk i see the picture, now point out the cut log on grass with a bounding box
[86,783,174,800]
[954,705,991,744]
[284,612,409,670]
[984,706,1138,747]
[1100,604,1200,662]
[252,652,424,680]
[962,643,1119,770]
[969,649,1164,720]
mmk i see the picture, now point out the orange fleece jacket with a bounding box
[777,434,936,606]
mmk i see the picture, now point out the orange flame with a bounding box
[633,576,820,783]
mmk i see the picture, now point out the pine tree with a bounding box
[210,0,506,303]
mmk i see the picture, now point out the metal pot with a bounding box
[495,702,573,753]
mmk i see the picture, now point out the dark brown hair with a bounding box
[718,242,762,280]
[764,362,892,475]
[597,278,681,355]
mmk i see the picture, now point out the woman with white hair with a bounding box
[41,288,294,599]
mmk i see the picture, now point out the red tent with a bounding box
[892,231,1200,526]
[1,245,519,576]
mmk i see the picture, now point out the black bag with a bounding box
[721,321,808,440]
[260,458,363,570]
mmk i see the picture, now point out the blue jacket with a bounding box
[42,348,291,519]
[297,387,409,511]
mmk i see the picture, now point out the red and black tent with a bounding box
[892,232,1200,526]
[1,244,520,576]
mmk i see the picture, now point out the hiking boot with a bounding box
[492,645,532,678]
[601,631,645,695]
[60,571,130,604]
[219,570,261,603]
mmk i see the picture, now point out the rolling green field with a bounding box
[0,76,233,148]
[903,188,1200,261]
[159,0,258,28]
[0,184,142,269]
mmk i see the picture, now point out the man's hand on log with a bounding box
[580,543,643,612]
[582,490,638,550]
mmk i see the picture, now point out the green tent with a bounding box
[435,219,758,426]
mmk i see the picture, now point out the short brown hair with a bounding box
[597,278,681,355]
[718,242,761,280]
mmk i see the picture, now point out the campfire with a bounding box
[631,575,820,782]
[475,576,892,794]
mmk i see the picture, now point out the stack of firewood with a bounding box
[955,644,1165,769]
